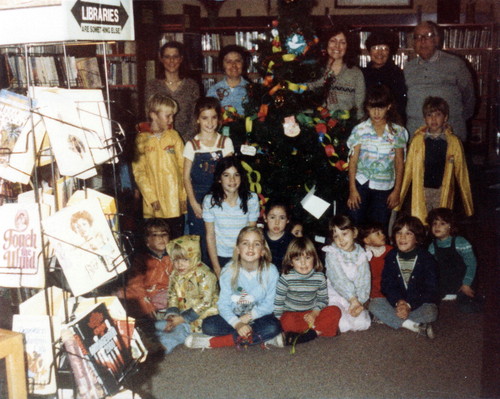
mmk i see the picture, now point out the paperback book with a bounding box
[0,202,44,288]
[65,302,133,396]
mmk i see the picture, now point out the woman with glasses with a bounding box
[145,41,200,141]
[362,31,407,124]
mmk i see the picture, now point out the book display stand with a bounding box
[0,1,145,398]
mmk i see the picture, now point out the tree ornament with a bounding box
[274,93,285,108]
[285,33,307,55]
[283,115,301,137]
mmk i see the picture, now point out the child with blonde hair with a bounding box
[154,235,218,354]
[133,93,187,238]
[185,226,282,348]
[275,237,341,346]
[323,215,372,332]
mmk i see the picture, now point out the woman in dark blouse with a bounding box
[362,31,407,123]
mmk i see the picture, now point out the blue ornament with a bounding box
[285,33,307,55]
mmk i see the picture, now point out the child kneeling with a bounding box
[154,236,218,353]
[369,215,439,338]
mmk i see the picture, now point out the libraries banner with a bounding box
[0,0,134,45]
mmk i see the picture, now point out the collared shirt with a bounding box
[207,77,249,115]
[347,119,408,190]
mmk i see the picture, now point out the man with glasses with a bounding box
[404,21,475,141]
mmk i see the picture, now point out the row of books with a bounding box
[358,52,411,69]
[96,41,136,56]
[2,54,136,89]
[108,59,137,86]
[359,27,493,50]
[200,31,268,53]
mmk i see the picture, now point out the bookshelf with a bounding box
[355,23,497,163]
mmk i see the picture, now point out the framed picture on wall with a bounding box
[335,0,412,8]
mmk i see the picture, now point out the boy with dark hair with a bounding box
[368,215,439,338]
[396,96,473,225]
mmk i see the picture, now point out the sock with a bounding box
[209,334,235,348]
[402,319,419,332]
[285,329,318,346]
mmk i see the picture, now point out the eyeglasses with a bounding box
[371,45,390,52]
[414,32,436,41]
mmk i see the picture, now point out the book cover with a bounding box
[42,198,126,296]
[0,202,44,288]
[31,87,97,179]
[12,314,60,395]
[0,89,44,184]
[68,188,118,233]
[61,328,106,399]
[67,302,133,396]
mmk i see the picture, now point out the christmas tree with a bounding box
[224,0,356,236]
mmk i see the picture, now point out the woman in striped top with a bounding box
[274,237,341,346]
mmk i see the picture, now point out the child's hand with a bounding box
[395,300,410,320]
[151,289,168,310]
[151,201,161,212]
[304,310,320,327]
[165,315,185,332]
[460,285,475,297]
[386,190,400,209]
[235,322,252,337]
[193,202,203,219]
[347,189,361,210]
[239,314,253,324]
[348,298,363,317]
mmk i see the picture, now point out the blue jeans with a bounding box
[348,181,392,231]
[202,314,282,345]
[369,298,438,329]
[154,321,191,354]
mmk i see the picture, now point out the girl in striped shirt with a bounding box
[274,237,341,346]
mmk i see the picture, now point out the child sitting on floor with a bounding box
[154,235,219,353]
[274,237,341,346]
[369,215,439,338]
[426,208,481,313]
[323,215,372,333]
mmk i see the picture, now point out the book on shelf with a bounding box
[76,57,103,89]
[63,302,134,396]
[13,314,61,396]
[42,197,126,296]
[0,202,45,288]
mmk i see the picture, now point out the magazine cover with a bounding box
[0,202,44,288]
[31,87,97,179]
[67,302,133,396]
[42,198,126,296]
[0,89,45,184]
[12,314,61,395]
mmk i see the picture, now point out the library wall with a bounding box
[161,0,498,19]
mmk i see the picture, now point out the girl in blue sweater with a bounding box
[185,226,283,348]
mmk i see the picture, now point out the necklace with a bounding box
[165,79,181,85]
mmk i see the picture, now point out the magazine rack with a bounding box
[0,40,139,399]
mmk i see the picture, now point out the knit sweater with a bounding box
[273,269,329,319]
[404,50,475,141]
[428,235,476,286]
[145,78,200,141]
[309,65,366,121]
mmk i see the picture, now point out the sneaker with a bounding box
[265,333,284,348]
[184,333,212,349]
[417,323,435,339]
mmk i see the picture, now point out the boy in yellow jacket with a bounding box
[133,94,187,238]
[396,96,473,224]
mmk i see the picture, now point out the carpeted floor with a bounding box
[125,302,483,399]
[124,165,499,399]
